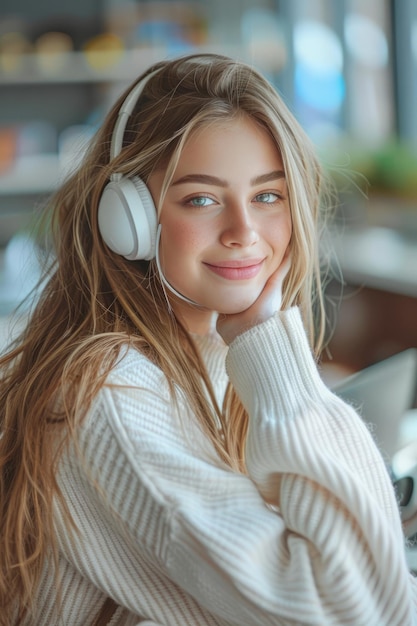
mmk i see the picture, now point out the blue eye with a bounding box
[254,192,281,203]
[188,196,215,207]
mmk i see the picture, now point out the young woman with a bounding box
[0,53,416,625]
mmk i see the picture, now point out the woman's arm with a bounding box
[56,313,416,625]
[164,309,414,625]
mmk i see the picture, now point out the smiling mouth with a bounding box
[204,260,264,280]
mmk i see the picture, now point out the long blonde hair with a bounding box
[0,53,328,623]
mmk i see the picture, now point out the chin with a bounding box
[214,296,260,315]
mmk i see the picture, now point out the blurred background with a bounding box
[0,0,417,381]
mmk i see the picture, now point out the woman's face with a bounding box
[148,115,292,317]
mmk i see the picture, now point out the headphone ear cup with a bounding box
[98,176,158,260]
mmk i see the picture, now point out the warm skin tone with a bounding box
[148,115,292,343]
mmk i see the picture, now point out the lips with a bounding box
[203,259,264,280]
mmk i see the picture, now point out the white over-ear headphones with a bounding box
[98,70,160,261]
[98,66,201,307]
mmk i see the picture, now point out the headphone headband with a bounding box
[110,68,160,162]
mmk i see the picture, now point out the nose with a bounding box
[219,203,259,248]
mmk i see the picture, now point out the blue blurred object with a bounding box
[0,232,42,315]
[295,62,345,112]
[133,19,194,55]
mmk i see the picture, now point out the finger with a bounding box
[258,251,292,304]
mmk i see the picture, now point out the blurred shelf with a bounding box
[0,50,162,85]
[0,46,244,86]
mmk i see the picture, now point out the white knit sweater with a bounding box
[30,307,417,625]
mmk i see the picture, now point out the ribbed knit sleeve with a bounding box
[46,308,417,626]
[225,307,416,625]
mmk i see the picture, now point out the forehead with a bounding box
[177,115,283,169]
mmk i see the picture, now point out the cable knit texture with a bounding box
[27,307,417,625]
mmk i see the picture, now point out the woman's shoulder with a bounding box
[77,345,177,458]
[85,343,173,437]
[76,341,218,472]
[106,343,166,388]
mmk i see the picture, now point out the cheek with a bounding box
[268,213,292,253]
[161,218,206,259]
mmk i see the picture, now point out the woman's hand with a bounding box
[217,251,291,345]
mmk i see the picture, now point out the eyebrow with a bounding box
[171,170,285,188]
